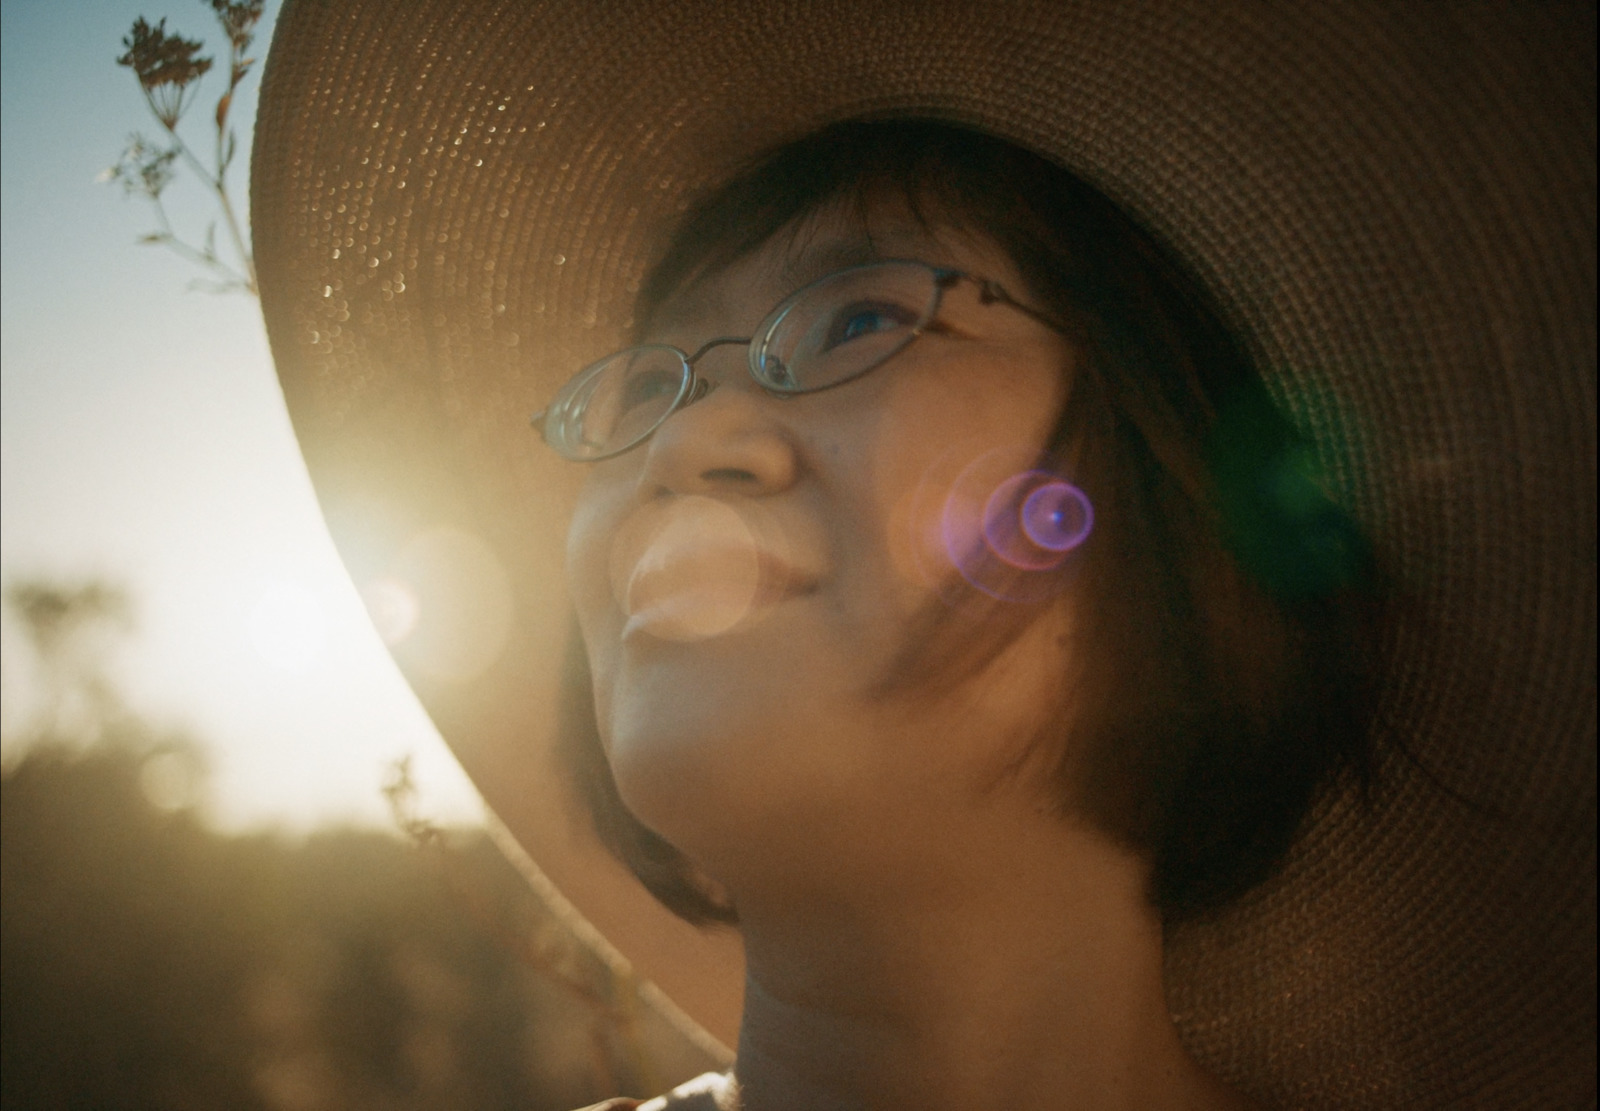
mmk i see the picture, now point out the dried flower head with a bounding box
[116,17,212,128]
[208,0,264,52]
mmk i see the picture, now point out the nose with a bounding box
[635,364,799,499]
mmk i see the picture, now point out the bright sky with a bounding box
[0,0,485,831]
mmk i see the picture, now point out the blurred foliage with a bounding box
[1,580,720,1109]
[5,581,133,743]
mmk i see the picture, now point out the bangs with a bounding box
[633,119,1083,340]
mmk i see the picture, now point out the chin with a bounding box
[602,685,753,847]
[603,690,849,872]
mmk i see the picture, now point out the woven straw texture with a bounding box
[251,1,1596,1105]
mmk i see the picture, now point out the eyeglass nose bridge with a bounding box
[682,334,751,367]
[669,334,750,418]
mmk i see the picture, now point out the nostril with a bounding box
[702,467,760,484]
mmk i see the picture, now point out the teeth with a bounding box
[614,497,764,642]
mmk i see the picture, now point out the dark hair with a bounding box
[562,118,1384,925]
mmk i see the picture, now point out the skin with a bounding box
[567,204,1248,1110]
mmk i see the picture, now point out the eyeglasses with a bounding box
[531,259,1068,461]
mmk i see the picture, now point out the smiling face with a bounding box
[565,203,1081,892]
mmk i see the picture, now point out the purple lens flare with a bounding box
[980,472,1094,569]
[941,457,1095,602]
[1021,480,1093,552]
[983,472,1067,571]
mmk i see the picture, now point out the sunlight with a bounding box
[360,576,420,645]
[247,581,327,673]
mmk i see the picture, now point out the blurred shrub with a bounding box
[1,580,719,1109]
[1,736,718,1110]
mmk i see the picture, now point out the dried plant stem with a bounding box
[153,117,256,293]
[140,184,252,291]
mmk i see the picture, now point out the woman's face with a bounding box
[566,203,1080,886]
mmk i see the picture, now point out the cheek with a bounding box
[834,359,1068,608]
[848,339,1067,489]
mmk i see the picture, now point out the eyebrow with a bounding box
[772,235,887,291]
[647,212,950,338]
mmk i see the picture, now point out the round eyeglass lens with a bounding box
[753,262,941,393]
[552,345,690,459]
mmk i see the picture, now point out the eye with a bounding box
[823,300,917,350]
[619,365,681,413]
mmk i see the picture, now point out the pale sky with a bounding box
[1,0,485,830]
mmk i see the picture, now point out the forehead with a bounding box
[644,201,1024,335]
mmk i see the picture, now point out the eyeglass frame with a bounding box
[530,259,1071,462]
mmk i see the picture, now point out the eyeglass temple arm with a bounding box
[971,275,1072,337]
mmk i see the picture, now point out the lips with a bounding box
[609,495,820,642]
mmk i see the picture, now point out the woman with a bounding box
[251,1,1595,1107]
[552,118,1378,1105]
[550,122,1376,1108]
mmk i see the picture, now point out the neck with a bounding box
[723,823,1246,1111]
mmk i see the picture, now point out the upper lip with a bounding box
[629,543,822,601]
[608,493,828,621]
[751,550,822,602]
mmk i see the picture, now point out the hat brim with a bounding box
[252,0,1597,1102]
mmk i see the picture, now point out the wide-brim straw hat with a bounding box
[250,1,1595,1105]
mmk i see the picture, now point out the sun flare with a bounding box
[247,582,327,673]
